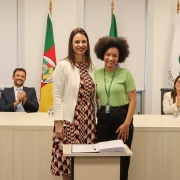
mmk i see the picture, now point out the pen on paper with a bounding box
[93,145,96,150]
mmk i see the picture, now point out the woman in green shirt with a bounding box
[94,36,137,180]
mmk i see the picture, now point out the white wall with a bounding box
[0,0,17,87]
[145,0,177,114]
[17,0,79,101]
[1,0,179,114]
[85,0,146,91]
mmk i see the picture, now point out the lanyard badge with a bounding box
[105,103,110,113]
[104,69,116,113]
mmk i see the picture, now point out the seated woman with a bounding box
[163,75,180,114]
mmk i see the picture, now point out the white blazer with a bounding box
[163,91,178,115]
[53,59,96,122]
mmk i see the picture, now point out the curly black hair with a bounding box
[94,36,130,63]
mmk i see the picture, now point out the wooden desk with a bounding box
[13,112,59,180]
[63,144,132,180]
[1,113,180,180]
[129,115,180,180]
[0,112,26,180]
[0,112,60,180]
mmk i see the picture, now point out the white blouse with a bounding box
[53,59,96,122]
[163,91,179,115]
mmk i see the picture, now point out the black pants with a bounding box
[96,104,134,180]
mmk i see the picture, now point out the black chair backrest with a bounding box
[160,88,173,115]
[0,88,5,99]
[0,89,3,98]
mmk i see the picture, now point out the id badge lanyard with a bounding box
[104,69,116,113]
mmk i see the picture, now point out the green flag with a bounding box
[109,14,118,37]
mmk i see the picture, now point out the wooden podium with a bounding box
[63,144,133,180]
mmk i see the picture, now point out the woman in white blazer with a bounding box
[163,75,180,114]
[50,28,96,180]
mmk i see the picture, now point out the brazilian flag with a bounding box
[109,14,118,37]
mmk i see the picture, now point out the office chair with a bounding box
[0,89,3,99]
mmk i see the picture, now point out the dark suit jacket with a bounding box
[0,87,39,112]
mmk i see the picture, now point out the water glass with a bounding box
[48,106,54,117]
[173,109,178,118]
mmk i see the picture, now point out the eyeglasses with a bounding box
[176,80,180,84]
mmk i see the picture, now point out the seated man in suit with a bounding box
[0,68,39,112]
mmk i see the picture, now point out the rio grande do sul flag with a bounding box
[39,13,56,112]
[168,13,180,87]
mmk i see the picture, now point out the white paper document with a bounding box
[72,140,126,153]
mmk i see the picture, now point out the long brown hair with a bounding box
[171,75,180,103]
[65,27,92,69]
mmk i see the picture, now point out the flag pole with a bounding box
[177,0,180,14]
[111,0,114,17]
[49,0,52,16]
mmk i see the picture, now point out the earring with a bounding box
[116,63,120,68]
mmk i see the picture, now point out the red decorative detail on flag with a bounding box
[47,63,52,68]
[41,83,46,88]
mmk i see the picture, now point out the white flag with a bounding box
[168,13,180,87]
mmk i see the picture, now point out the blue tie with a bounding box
[17,88,22,112]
